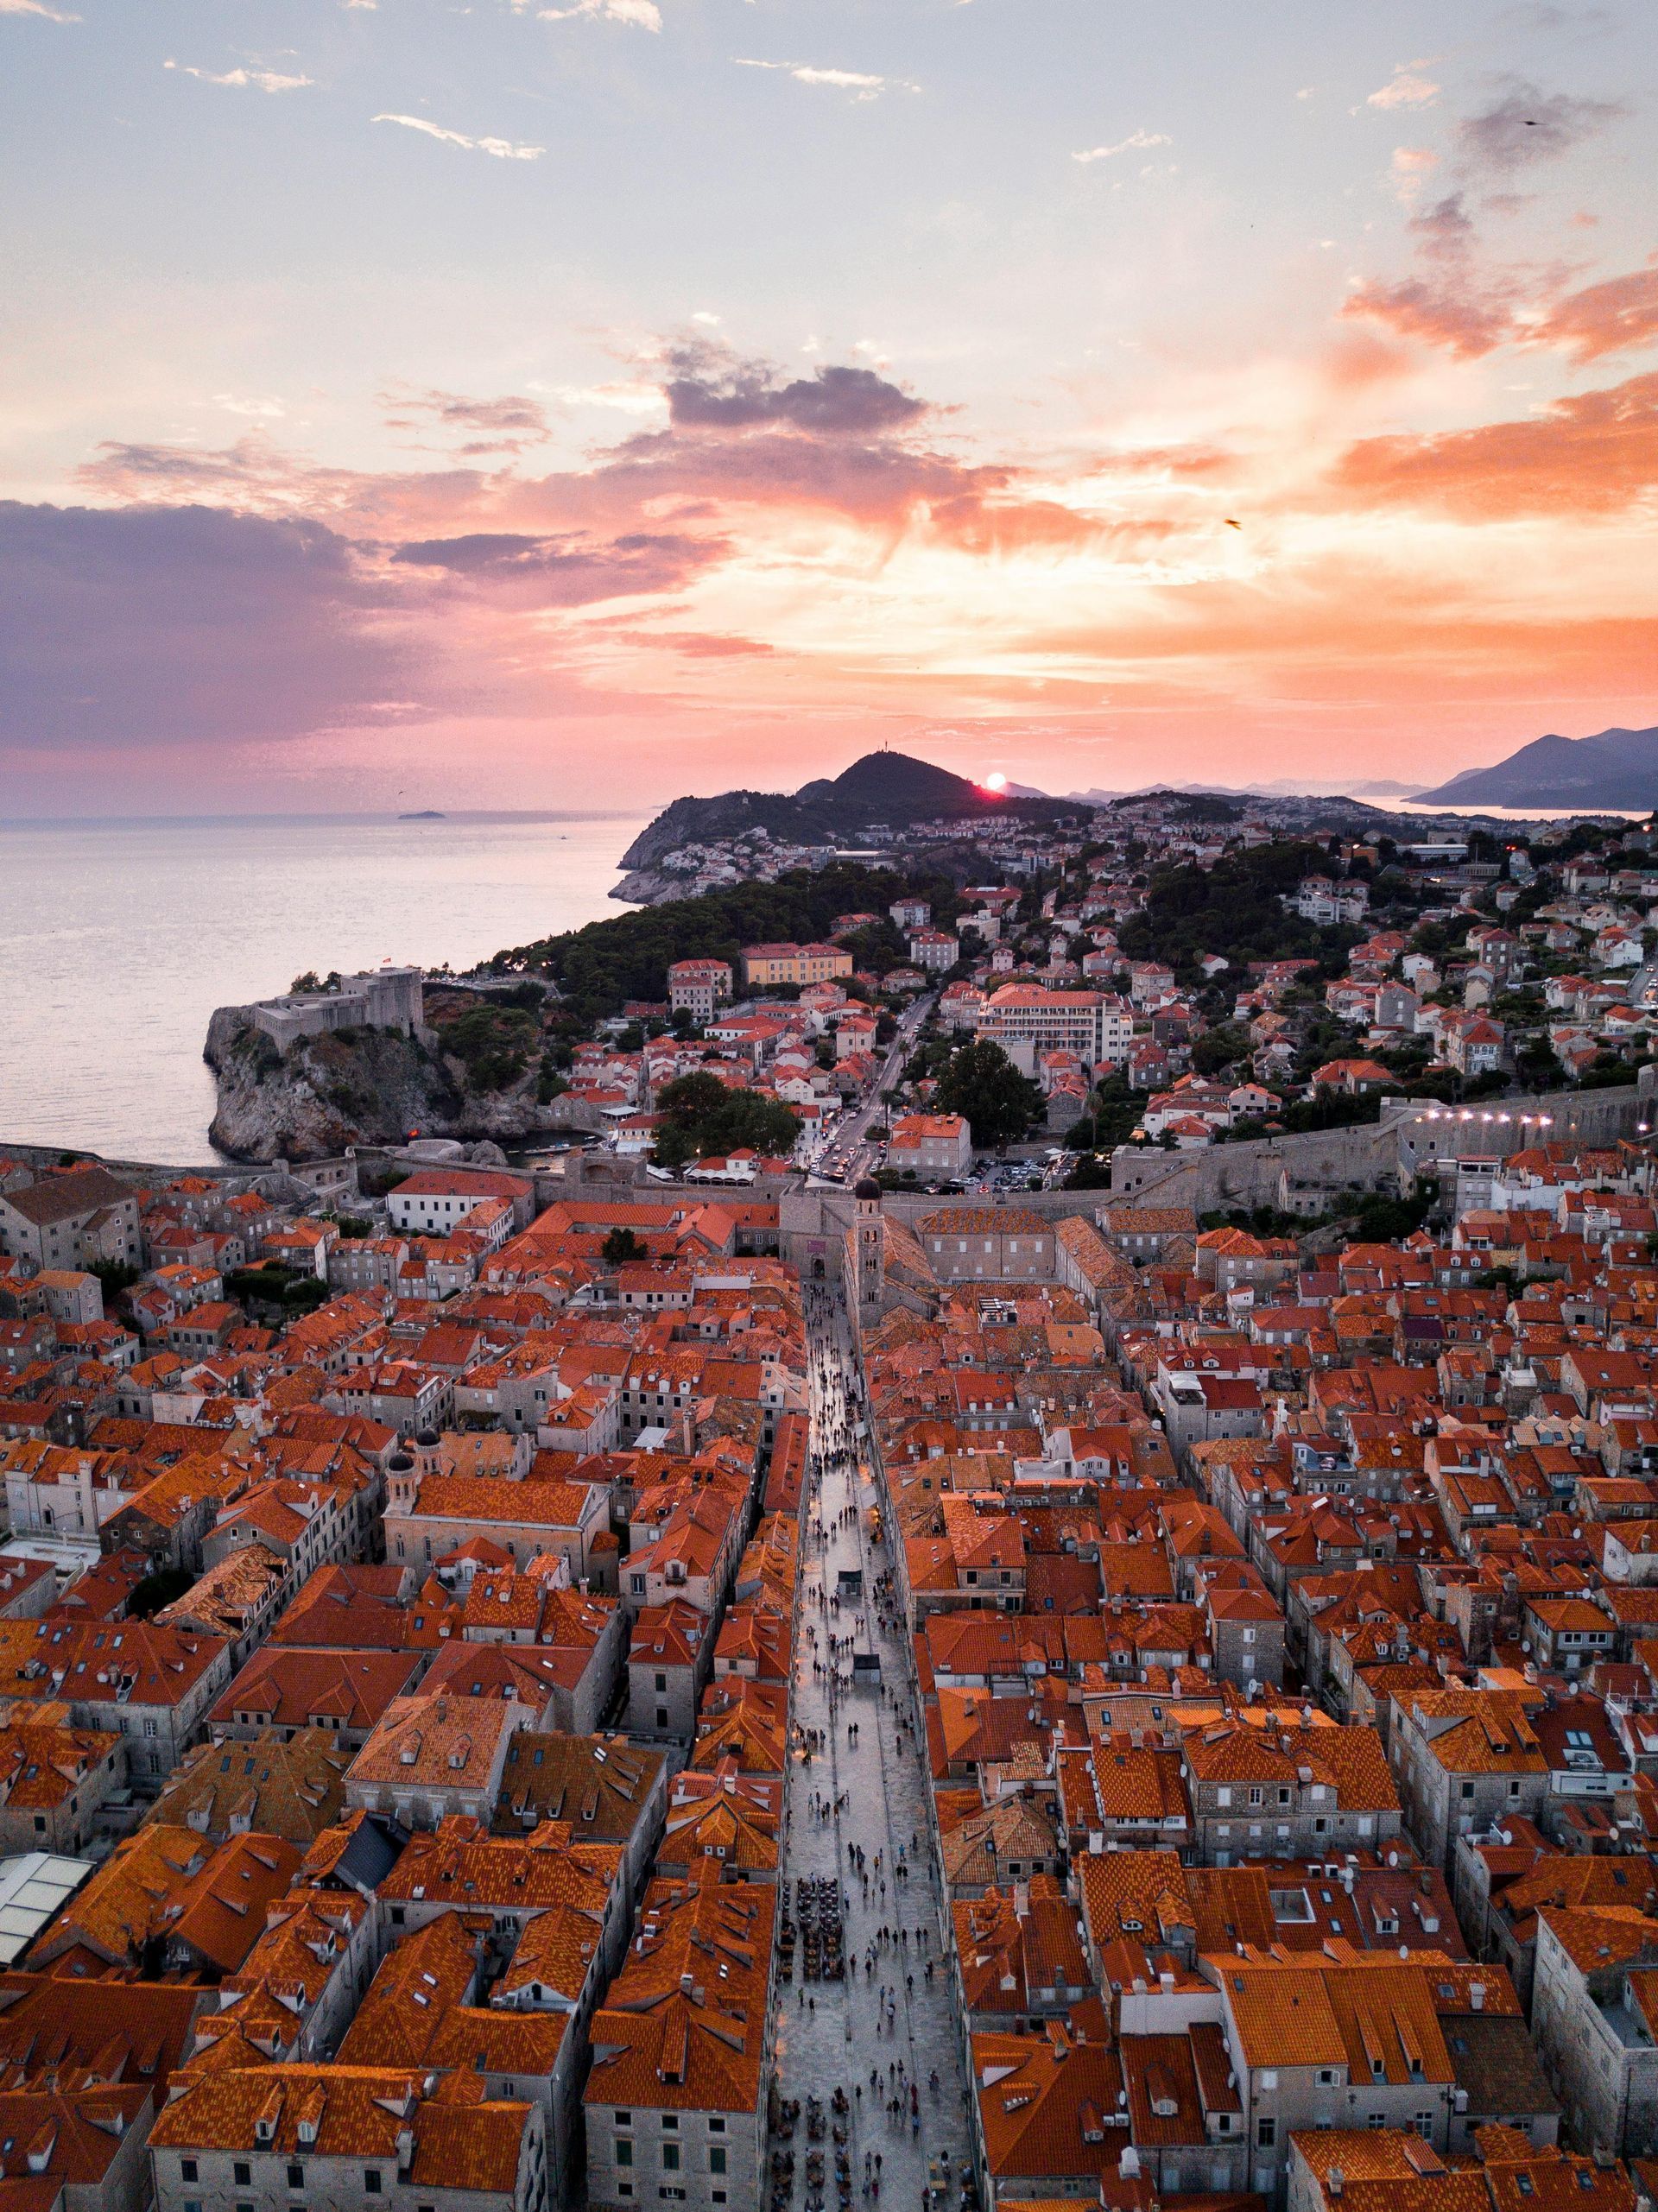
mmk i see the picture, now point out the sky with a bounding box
[1,0,1655,816]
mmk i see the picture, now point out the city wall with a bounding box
[9,1069,1651,1260]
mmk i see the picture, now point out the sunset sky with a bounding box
[2,0,1655,815]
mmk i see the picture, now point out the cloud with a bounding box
[1531,263,1658,363]
[1343,276,1513,359]
[0,502,419,750]
[1457,79,1623,171]
[1335,369,1658,515]
[1366,64,1440,110]
[537,0,661,26]
[389,529,718,603]
[1347,244,1658,366]
[1389,146,1439,202]
[661,344,926,434]
[0,0,79,16]
[733,59,916,101]
[1343,190,1504,357]
[383,387,553,453]
[545,381,667,415]
[1497,3,1615,28]
[165,59,313,92]
[1072,130,1171,163]
[372,113,545,160]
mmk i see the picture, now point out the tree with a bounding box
[933,1040,1043,1147]
[1191,1023,1250,1078]
[653,1071,801,1170]
[603,1227,645,1267]
[87,1259,140,1302]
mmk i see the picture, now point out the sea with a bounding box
[0,811,650,1166]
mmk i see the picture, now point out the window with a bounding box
[617,2142,633,2168]
[708,2118,725,2134]
[181,2163,198,2184]
[662,2146,681,2172]
[234,2165,251,2187]
[1257,2119,1276,2148]
[661,2115,678,2131]
[365,2172,383,2195]
[1415,2114,1434,2139]
[143,1718,158,1737]
[710,2148,727,2175]
[655,1674,668,1692]
[288,2169,305,2190]
[1317,2070,1338,2086]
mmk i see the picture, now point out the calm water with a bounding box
[0,812,648,1164]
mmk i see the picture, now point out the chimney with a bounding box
[1469,1981,1486,2012]
[1329,2171,1345,2199]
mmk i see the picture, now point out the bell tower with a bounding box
[852,1177,883,1324]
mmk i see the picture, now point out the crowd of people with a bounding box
[770,1288,973,2204]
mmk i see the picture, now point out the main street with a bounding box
[766,1285,975,2212]
[803,992,934,1188]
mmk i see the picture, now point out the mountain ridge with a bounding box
[1414,725,1658,809]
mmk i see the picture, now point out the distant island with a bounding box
[398,809,447,819]
[1414,724,1658,810]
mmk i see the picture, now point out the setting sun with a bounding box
[982,772,1008,792]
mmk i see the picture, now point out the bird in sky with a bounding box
[1225,518,1242,529]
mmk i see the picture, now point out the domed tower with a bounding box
[852,1177,884,1325]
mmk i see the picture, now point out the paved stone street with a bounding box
[767,1287,975,2212]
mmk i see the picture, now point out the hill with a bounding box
[1414,725,1658,810]
[490,859,950,1023]
[617,748,1073,875]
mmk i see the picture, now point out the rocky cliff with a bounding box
[205,994,575,1163]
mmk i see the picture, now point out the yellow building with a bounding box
[740,940,855,989]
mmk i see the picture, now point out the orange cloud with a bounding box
[1531,262,1658,362]
[1334,370,1658,515]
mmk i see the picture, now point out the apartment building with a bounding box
[584,1880,775,2212]
[974,984,1132,1074]
[666,960,734,1019]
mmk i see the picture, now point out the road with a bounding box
[802,993,935,1187]
[765,1286,976,2212]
